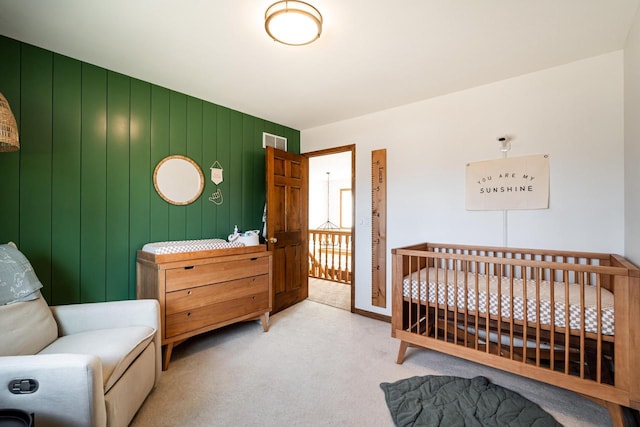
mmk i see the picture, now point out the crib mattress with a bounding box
[142,238,245,254]
[403,268,614,335]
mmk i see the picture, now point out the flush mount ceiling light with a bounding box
[265,1,322,46]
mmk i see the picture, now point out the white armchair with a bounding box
[0,297,161,427]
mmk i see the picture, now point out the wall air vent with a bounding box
[262,132,287,151]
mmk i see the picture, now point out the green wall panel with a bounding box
[241,116,254,229]
[0,35,299,304]
[247,119,271,231]
[0,37,21,245]
[186,96,203,240]
[168,91,187,241]
[80,63,107,302]
[129,79,152,299]
[51,55,82,305]
[229,111,243,230]
[149,86,170,243]
[286,127,301,154]
[202,102,218,237]
[216,106,231,234]
[106,71,130,301]
[20,45,53,301]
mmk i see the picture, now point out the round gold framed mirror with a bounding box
[153,155,205,205]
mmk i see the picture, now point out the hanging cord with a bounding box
[498,136,511,248]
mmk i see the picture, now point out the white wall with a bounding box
[308,153,352,229]
[302,52,625,315]
[625,8,640,266]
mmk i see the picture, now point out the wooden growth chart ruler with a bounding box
[371,149,387,308]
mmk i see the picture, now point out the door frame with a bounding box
[304,144,355,312]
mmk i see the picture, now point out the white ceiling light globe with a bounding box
[265,1,323,46]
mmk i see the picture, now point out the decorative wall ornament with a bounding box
[208,160,224,205]
[0,92,19,152]
[210,161,223,185]
[465,154,550,211]
[153,155,204,205]
[209,188,223,205]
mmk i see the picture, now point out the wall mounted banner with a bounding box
[210,160,224,185]
[466,154,549,211]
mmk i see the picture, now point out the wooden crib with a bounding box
[391,242,640,425]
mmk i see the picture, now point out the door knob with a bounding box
[268,237,278,244]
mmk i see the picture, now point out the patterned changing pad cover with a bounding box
[403,268,614,336]
[142,239,245,254]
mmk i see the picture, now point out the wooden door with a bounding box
[265,147,309,313]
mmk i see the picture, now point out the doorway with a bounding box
[305,145,355,312]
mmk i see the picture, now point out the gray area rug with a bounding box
[381,375,562,427]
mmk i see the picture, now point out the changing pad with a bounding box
[141,239,245,255]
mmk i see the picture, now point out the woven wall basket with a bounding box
[0,92,19,152]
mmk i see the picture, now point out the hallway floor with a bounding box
[308,277,351,311]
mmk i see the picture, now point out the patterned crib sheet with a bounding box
[403,268,614,336]
[142,238,245,254]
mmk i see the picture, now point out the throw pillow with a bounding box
[0,243,44,305]
[0,293,58,356]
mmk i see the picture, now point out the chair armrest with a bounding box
[0,354,107,427]
[50,299,163,387]
[50,299,160,335]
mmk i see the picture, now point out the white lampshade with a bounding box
[265,1,322,46]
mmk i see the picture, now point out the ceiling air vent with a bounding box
[262,132,287,151]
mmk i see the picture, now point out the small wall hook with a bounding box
[497,135,511,152]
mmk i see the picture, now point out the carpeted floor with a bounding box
[130,300,612,427]
[308,277,351,311]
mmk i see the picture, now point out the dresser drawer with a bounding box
[165,256,269,292]
[165,291,269,338]
[165,274,269,316]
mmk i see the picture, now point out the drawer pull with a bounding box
[187,290,192,295]
[187,312,192,317]
[184,266,195,270]
[250,257,258,261]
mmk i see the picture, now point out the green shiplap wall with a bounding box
[0,35,300,304]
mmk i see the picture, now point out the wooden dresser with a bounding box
[136,244,272,370]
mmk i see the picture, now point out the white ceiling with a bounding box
[309,151,351,182]
[0,1,638,131]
